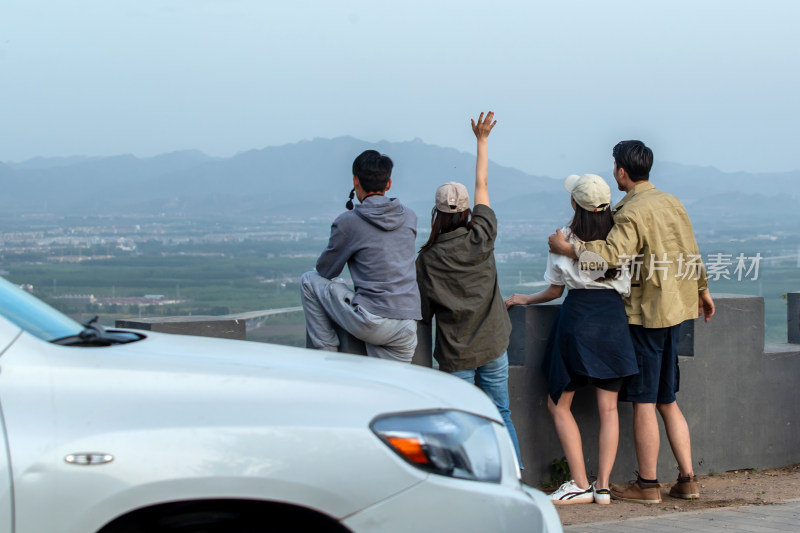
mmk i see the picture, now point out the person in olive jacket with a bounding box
[415,111,520,463]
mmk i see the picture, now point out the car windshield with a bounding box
[0,277,84,341]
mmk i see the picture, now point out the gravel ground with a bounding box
[551,464,800,526]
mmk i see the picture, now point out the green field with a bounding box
[2,249,314,347]
[2,226,797,347]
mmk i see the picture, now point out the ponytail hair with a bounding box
[569,205,620,281]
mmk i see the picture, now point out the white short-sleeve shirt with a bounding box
[544,227,631,296]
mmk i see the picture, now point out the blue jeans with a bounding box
[451,353,522,466]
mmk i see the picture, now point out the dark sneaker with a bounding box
[669,474,700,499]
[549,480,594,505]
[610,478,662,504]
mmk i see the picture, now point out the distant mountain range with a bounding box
[2,137,798,229]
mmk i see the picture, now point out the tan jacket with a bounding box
[578,181,708,328]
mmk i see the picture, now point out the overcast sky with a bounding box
[2,0,799,178]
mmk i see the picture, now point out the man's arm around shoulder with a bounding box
[549,212,640,267]
[547,229,578,259]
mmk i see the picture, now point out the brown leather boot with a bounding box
[610,477,662,504]
[668,474,700,499]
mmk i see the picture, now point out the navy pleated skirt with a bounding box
[542,289,638,404]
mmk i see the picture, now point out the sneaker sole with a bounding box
[611,495,662,504]
[594,497,611,505]
[551,497,594,506]
[669,492,699,499]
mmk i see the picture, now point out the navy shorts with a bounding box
[619,324,682,404]
[565,375,625,393]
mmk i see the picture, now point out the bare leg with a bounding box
[632,402,660,480]
[547,392,589,489]
[595,388,619,489]
[657,401,694,477]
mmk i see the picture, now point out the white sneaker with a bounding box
[549,480,594,505]
[592,481,611,505]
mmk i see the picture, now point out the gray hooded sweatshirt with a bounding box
[316,195,421,320]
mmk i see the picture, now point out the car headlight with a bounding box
[371,410,502,483]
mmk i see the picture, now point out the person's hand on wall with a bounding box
[505,293,530,308]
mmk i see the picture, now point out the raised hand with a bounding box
[471,111,496,141]
[471,111,495,207]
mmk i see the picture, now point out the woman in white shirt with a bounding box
[506,174,637,506]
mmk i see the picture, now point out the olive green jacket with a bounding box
[416,205,511,372]
[578,181,708,328]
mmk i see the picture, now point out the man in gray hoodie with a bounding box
[300,150,421,362]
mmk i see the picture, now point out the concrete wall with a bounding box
[788,292,800,344]
[122,293,800,487]
[116,316,246,340]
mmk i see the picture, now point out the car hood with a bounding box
[14,330,502,426]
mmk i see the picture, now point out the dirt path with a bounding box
[552,464,800,526]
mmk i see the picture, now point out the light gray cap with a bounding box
[435,182,470,213]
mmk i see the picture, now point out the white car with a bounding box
[0,277,561,533]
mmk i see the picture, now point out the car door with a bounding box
[0,316,23,533]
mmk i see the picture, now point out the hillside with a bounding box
[2,138,798,229]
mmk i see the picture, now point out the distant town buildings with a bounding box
[53,294,188,306]
[0,215,312,261]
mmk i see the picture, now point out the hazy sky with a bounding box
[3,0,799,178]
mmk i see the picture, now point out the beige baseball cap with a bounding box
[564,174,611,212]
[435,182,470,213]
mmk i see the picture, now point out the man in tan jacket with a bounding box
[548,140,715,504]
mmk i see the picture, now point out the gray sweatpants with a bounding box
[300,271,417,363]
